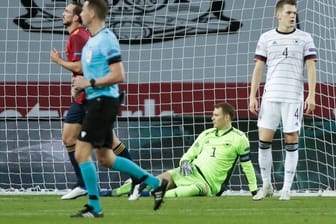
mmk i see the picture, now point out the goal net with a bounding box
[0,0,335,196]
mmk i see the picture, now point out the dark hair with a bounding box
[276,0,297,11]
[85,0,108,21]
[214,102,236,120]
[71,2,83,24]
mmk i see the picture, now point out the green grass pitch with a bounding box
[0,195,334,224]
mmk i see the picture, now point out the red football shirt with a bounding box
[66,26,90,104]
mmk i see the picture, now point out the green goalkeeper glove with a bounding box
[180,160,194,176]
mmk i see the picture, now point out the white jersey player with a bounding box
[249,0,317,201]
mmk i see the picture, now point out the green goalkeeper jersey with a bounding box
[180,127,257,195]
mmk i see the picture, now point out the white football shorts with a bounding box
[257,100,303,133]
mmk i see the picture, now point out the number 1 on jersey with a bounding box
[211,147,216,157]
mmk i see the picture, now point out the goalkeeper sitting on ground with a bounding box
[115,102,258,199]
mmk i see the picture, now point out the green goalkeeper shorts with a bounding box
[168,167,212,196]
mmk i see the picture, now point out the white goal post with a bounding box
[0,0,335,196]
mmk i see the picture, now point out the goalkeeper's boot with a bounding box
[71,204,104,218]
[128,183,141,200]
[129,182,148,200]
[252,183,273,201]
[61,186,87,200]
[152,179,168,210]
[279,189,291,201]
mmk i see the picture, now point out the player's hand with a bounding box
[71,86,82,98]
[304,95,316,114]
[73,76,90,90]
[180,160,193,176]
[50,48,61,64]
[249,96,259,116]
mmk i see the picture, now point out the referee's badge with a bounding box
[81,131,87,138]
[85,50,92,63]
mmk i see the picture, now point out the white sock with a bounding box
[283,149,298,192]
[258,146,272,188]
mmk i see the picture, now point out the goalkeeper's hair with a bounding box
[214,102,235,120]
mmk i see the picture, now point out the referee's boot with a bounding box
[71,204,104,218]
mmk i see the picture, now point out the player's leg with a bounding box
[112,169,175,199]
[127,170,176,200]
[97,129,140,198]
[163,169,209,197]
[98,148,168,210]
[127,170,210,198]
[117,167,209,199]
[109,178,133,197]
[61,102,87,200]
[280,135,299,200]
[99,97,167,210]
[98,149,143,200]
[279,102,302,200]
[165,184,207,197]
[110,177,154,198]
[110,129,142,199]
[109,90,144,198]
[111,129,133,160]
[72,140,103,218]
[72,97,114,217]
[253,101,279,200]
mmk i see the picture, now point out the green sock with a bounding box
[113,180,132,196]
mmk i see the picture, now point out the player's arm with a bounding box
[57,56,83,74]
[304,59,317,114]
[179,131,205,164]
[95,61,125,86]
[73,60,125,90]
[236,135,257,196]
[178,132,206,175]
[249,59,265,115]
[239,151,258,195]
[50,48,83,74]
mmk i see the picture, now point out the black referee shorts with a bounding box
[79,96,120,149]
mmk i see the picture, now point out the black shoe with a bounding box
[70,204,104,218]
[152,179,168,211]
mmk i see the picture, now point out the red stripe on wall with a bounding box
[0,82,334,118]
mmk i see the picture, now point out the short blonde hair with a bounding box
[275,0,297,12]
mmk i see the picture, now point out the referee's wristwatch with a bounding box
[90,79,96,88]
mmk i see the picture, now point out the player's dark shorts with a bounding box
[79,96,120,148]
[64,101,85,124]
